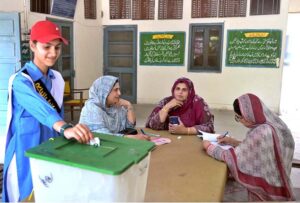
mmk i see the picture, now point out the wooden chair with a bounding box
[64,80,89,121]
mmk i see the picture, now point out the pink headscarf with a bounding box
[146,77,214,133]
[169,77,196,117]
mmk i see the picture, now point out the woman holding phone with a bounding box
[145,77,214,135]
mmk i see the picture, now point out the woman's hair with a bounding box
[233,99,242,116]
[113,79,119,87]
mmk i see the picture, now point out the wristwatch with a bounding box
[60,123,73,136]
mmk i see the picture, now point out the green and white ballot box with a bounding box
[26,133,155,202]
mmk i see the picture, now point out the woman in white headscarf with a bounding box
[79,75,149,140]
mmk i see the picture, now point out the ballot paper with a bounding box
[198,130,233,150]
[88,137,100,147]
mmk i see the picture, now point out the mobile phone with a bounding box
[169,116,179,125]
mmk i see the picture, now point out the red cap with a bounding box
[30,20,68,45]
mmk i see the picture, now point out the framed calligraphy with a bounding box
[226,30,282,68]
[140,32,185,66]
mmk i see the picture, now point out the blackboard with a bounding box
[140,32,185,65]
[226,30,282,68]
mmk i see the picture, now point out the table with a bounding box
[144,129,228,202]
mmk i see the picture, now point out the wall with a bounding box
[0,0,103,90]
[0,0,291,112]
[101,0,290,112]
[289,0,300,12]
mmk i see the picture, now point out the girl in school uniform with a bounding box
[2,20,93,202]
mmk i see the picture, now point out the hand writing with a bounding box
[217,136,240,147]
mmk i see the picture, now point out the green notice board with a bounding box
[140,32,185,65]
[226,30,282,68]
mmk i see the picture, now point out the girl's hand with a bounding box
[64,124,94,144]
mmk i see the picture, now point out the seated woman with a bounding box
[203,93,295,201]
[146,77,214,135]
[79,75,149,140]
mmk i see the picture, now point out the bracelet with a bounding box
[161,107,168,113]
[60,123,73,136]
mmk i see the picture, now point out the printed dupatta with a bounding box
[207,93,295,201]
[79,75,134,134]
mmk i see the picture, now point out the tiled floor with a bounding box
[64,104,300,201]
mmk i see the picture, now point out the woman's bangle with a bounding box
[161,107,168,113]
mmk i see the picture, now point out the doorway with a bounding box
[103,25,137,103]
[0,12,21,162]
[47,18,74,88]
[281,13,300,118]
[281,13,300,163]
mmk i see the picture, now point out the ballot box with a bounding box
[26,133,155,202]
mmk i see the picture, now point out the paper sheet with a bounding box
[198,130,233,150]
[197,130,221,142]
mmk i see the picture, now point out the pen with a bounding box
[140,129,160,137]
[219,131,228,139]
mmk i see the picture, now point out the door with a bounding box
[280,13,300,162]
[47,18,74,88]
[0,12,21,162]
[103,25,137,103]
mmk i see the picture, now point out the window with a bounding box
[218,0,247,17]
[110,0,131,19]
[132,0,155,20]
[30,0,51,14]
[189,24,223,72]
[84,0,97,19]
[191,0,218,18]
[158,0,183,19]
[250,0,280,15]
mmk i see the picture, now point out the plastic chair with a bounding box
[64,80,89,121]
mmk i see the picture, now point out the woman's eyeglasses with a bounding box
[235,114,242,122]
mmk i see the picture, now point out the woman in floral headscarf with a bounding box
[203,93,295,201]
[79,75,149,140]
[146,77,214,135]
